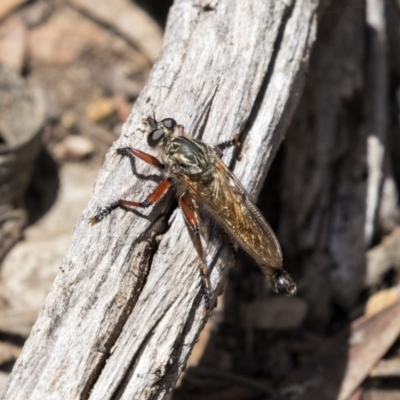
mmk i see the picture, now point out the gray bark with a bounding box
[2,1,319,399]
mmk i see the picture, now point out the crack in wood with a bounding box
[109,309,172,400]
[195,84,219,141]
[81,215,171,399]
[150,303,204,399]
[229,1,295,173]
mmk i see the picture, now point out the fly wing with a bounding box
[178,157,282,270]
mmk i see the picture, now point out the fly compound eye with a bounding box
[161,118,176,130]
[147,129,164,147]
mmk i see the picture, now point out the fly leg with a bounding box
[89,179,171,225]
[116,147,165,169]
[179,194,212,313]
[214,134,240,158]
[89,147,168,224]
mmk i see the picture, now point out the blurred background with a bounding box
[1,1,400,400]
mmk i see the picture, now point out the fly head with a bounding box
[143,116,177,148]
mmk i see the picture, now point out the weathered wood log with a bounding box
[1,1,318,399]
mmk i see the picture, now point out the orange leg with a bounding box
[116,147,164,169]
[179,194,211,311]
[90,179,171,225]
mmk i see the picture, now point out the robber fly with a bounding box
[90,117,296,309]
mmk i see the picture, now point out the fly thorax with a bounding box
[164,136,214,177]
